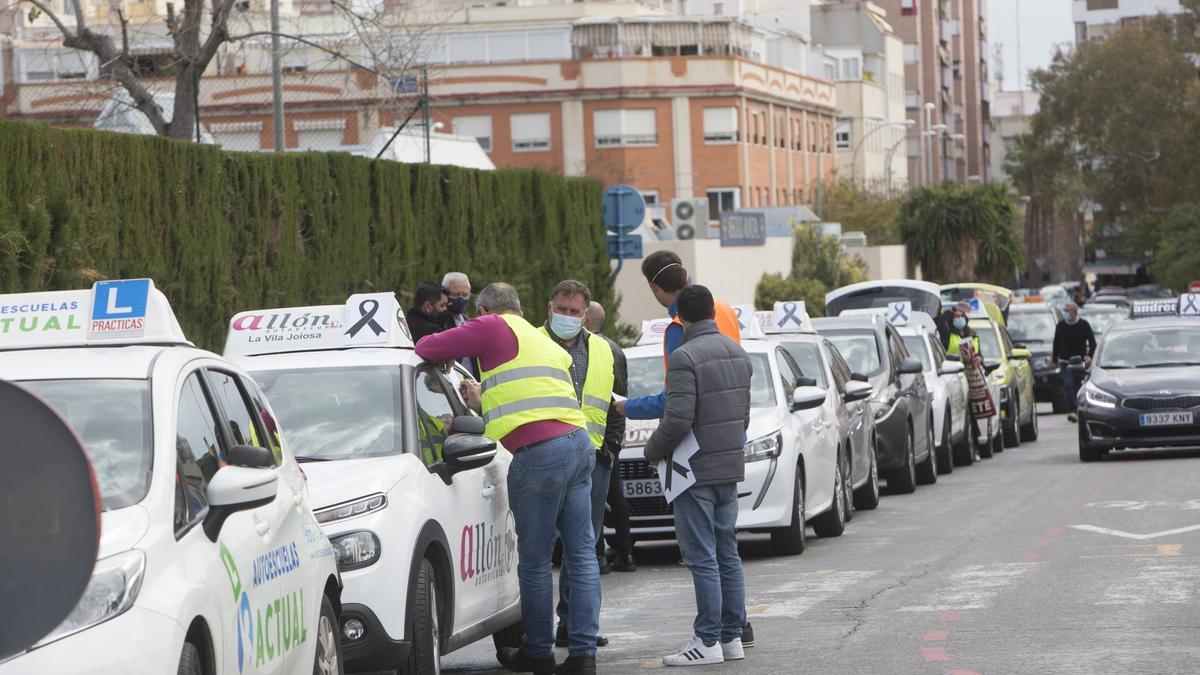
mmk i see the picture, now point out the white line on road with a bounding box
[1097,564,1200,606]
[898,563,1036,612]
[748,570,881,618]
[1070,524,1200,540]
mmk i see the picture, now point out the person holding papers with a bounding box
[642,285,753,667]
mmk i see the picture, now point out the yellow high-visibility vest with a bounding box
[479,314,587,443]
[539,326,616,449]
[948,333,979,358]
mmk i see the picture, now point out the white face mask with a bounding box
[550,312,584,340]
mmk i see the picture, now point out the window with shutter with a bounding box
[702,106,738,143]
[511,112,551,151]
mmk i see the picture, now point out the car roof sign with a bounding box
[1131,298,1179,319]
[1180,293,1200,317]
[635,318,673,346]
[0,279,190,351]
[765,301,814,334]
[224,292,413,357]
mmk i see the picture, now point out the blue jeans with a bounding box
[673,483,746,645]
[556,458,611,632]
[1060,363,1079,413]
[507,428,600,658]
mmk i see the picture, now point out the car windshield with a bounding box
[21,379,153,511]
[780,342,828,387]
[626,352,775,408]
[252,366,402,460]
[1080,308,1127,335]
[1007,311,1056,343]
[1098,327,1200,369]
[971,322,1003,360]
[825,332,883,376]
[901,336,932,370]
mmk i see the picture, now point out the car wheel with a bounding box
[936,408,954,475]
[916,417,938,485]
[888,423,918,494]
[1020,398,1040,442]
[853,437,881,510]
[1078,421,1106,463]
[177,642,202,675]
[770,467,806,555]
[812,453,848,538]
[314,593,344,675]
[952,418,975,467]
[991,421,1004,455]
[842,449,854,523]
[1002,395,1020,449]
[400,559,440,675]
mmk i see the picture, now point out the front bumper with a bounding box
[340,602,412,672]
[1080,403,1200,450]
[874,404,909,472]
[0,607,184,675]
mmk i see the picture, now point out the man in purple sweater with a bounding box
[415,282,600,675]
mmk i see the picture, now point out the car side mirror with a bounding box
[843,380,873,403]
[984,359,1002,374]
[945,353,961,362]
[938,361,965,375]
[851,372,868,382]
[899,357,923,375]
[791,386,827,412]
[1010,348,1032,360]
[432,433,498,485]
[203,466,278,541]
[227,444,275,469]
[450,415,485,435]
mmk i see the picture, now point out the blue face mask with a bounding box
[447,297,469,315]
[550,312,584,340]
[953,317,967,330]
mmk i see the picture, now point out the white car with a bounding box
[617,333,869,556]
[897,318,972,469]
[224,293,521,675]
[0,280,342,675]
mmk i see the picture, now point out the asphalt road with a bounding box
[438,405,1200,674]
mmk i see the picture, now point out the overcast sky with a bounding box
[987,0,1074,91]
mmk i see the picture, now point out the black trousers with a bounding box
[600,462,633,556]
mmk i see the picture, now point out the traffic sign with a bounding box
[602,184,646,234]
[607,233,643,260]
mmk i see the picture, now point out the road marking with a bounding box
[747,569,879,618]
[1070,523,1200,540]
[938,611,963,622]
[898,563,1035,612]
[1097,564,1200,606]
[944,670,983,675]
[1080,544,1182,559]
[921,647,950,662]
[923,630,949,641]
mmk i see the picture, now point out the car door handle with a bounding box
[481,485,496,499]
[254,516,270,536]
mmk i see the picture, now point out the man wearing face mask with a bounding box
[406,282,451,342]
[442,271,472,328]
[538,280,624,651]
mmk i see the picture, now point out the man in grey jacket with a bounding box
[643,285,752,667]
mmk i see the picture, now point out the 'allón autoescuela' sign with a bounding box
[719,211,766,247]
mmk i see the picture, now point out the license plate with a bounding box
[623,478,663,499]
[1139,412,1194,427]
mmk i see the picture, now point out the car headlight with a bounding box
[744,433,782,463]
[315,493,387,524]
[36,549,145,647]
[1033,355,1054,371]
[1084,382,1117,409]
[331,531,381,571]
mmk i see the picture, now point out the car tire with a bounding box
[1020,399,1040,442]
[853,437,881,511]
[977,418,996,459]
[1078,423,1106,463]
[400,559,440,675]
[492,621,524,651]
[812,453,848,538]
[314,593,344,675]
[936,408,954,475]
[177,642,202,675]
[888,423,918,494]
[770,467,806,555]
[1002,395,1020,449]
[916,418,938,485]
[991,422,1004,455]
[952,420,975,467]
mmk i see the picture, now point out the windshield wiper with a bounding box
[1140,362,1200,368]
[295,455,332,462]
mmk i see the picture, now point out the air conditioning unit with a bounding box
[671,198,709,240]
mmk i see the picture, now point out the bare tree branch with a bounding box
[22,0,75,39]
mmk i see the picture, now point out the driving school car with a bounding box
[0,280,342,675]
[224,293,521,674]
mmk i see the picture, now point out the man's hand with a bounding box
[439,360,455,374]
[1084,355,1093,366]
[613,398,626,416]
[459,380,482,413]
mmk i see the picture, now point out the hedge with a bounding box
[0,120,612,350]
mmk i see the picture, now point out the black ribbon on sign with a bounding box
[891,303,910,324]
[735,306,749,331]
[1184,295,1200,315]
[346,299,385,338]
[778,302,802,328]
[664,457,690,492]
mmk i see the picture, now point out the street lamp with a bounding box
[849,118,916,190]
[924,122,947,185]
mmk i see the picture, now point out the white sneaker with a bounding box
[663,636,724,667]
[721,637,745,661]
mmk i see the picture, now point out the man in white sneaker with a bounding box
[642,285,752,667]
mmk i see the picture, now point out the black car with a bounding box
[1076,317,1200,462]
[813,315,936,493]
[1007,302,1065,411]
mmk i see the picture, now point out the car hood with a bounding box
[1091,366,1200,397]
[98,505,150,559]
[620,409,777,449]
[301,457,412,511]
